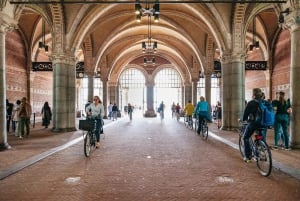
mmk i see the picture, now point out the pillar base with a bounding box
[0,142,12,151]
[144,110,157,117]
[52,127,77,132]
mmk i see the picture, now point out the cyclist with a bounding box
[86,96,105,148]
[242,88,263,162]
[175,103,181,120]
[184,100,194,124]
[194,96,210,134]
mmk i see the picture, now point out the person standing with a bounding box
[194,96,210,134]
[272,91,292,150]
[12,100,21,137]
[159,101,165,119]
[215,101,222,129]
[18,97,32,138]
[112,103,119,121]
[86,96,105,148]
[108,102,113,120]
[41,101,52,128]
[6,99,13,132]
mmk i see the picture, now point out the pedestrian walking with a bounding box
[18,97,32,138]
[41,101,52,128]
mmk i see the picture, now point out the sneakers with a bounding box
[273,146,278,150]
[244,157,252,163]
[284,148,291,151]
[96,142,100,148]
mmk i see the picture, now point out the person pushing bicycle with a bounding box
[85,96,105,148]
[242,88,263,162]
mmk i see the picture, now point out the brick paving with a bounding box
[0,116,300,201]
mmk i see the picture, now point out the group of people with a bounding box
[107,102,120,121]
[168,87,292,160]
[6,98,52,139]
[242,88,292,162]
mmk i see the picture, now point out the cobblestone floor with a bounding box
[0,115,300,201]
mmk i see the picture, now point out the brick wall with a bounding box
[5,30,53,117]
[272,29,291,98]
[245,29,291,101]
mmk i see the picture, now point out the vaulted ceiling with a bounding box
[13,1,284,83]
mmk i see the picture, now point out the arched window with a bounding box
[154,68,182,114]
[119,68,146,113]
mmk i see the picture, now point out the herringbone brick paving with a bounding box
[0,115,300,201]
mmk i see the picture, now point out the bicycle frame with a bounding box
[238,121,272,176]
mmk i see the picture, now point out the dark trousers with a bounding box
[94,119,103,142]
[7,115,12,132]
[197,114,206,134]
[243,122,259,159]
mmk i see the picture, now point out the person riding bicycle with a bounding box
[175,103,181,119]
[194,96,211,134]
[242,88,263,162]
[85,96,105,148]
[184,100,194,123]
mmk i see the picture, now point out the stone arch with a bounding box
[49,4,65,53]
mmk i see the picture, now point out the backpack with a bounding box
[255,100,275,127]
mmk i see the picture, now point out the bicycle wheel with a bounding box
[184,116,188,127]
[201,123,208,140]
[84,131,92,157]
[188,119,193,130]
[255,140,272,176]
[238,134,246,158]
[194,119,198,133]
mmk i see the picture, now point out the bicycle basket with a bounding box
[79,120,94,131]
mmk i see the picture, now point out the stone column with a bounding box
[87,74,94,102]
[192,79,198,105]
[287,13,300,148]
[102,78,108,118]
[221,53,245,130]
[184,83,192,105]
[52,53,76,132]
[0,25,9,150]
[205,74,212,109]
[144,80,156,117]
[108,82,118,104]
[0,13,16,150]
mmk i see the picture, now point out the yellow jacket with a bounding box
[184,103,195,116]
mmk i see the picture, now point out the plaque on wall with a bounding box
[245,61,267,70]
[32,62,52,71]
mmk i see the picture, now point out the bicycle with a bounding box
[184,115,193,130]
[199,118,208,140]
[79,119,97,157]
[194,115,198,133]
[238,120,272,177]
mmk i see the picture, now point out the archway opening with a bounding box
[119,68,146,117]
[154,68,182,117]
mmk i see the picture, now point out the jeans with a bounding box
[94,118,103,142]
[19,117,30,137]
[274,114,290,149]
[197,113,207,134]
[112,111,118,120]
[261,127,267,143]
[243,122,260,159]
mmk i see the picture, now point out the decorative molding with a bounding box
[0,0,7,11]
